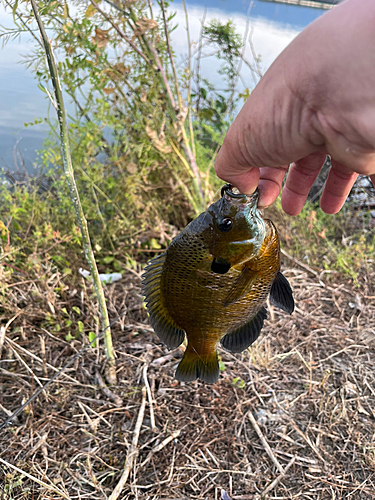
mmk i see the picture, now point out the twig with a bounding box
[108,387,147,500]
[153,430,180,453]
[3,0,42,48]
[142,364,157,432]
[195,8,206,113]
[0,403,18,423]
[0,312,22,360]
[256,455,296,499]
[0,457,70,500]
[288,420,325,463]
[0,326,5,360]
[281,248,319,278]
[95,370,123,407]
[7,344,44,388]
[181,0,195,156]
[140,430,181,468]
[248,25,263,80]
[146,42,177,110]
[24,433,49,459]
[102,0,203,206]
[30,0,116,384]
[247,411,285,474]
[160,0,182,111]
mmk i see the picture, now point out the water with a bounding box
[0,0,329,172]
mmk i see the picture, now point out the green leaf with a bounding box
[149,238,161,249]
[12,0,19,21]
[88,331,97,348]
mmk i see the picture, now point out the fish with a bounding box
[142,184,294,384]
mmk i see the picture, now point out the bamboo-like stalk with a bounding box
[30,0,117,384]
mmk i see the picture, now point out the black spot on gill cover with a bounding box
[211,258,231,274]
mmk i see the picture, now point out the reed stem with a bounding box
[30,0,116,384]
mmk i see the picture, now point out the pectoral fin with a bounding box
[223,266,258,307]
[220,307,267,353]
[142,253,185,349]
[269,271,294,314]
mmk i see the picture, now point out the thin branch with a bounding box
[30,0,116,384]
[248,24,263,79]
[160,0,182,111]
[108,387,147,500]
[145,41,177,110]
[147,0,154,19]
[143,364,157,432]
[256,456,296,499]
[0,327,5,360]
[195,8,206,114]
[181,0,195,157]
[248,411,285,474]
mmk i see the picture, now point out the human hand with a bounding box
[215,0,375,215]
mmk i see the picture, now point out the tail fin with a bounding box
[175,345,219,384]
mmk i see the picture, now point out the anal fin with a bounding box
[220,307,267,353]
[270,271,294,314]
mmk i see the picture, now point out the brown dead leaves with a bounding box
[146,125,172,154]
[134,18,158,37]
[92,27,111,48]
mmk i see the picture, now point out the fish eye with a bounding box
[218,217,233,232]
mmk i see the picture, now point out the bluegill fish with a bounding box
[142,184,294,383]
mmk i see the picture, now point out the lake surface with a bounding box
[0,0,330,173]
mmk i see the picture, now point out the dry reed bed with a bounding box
[0,262,375,499]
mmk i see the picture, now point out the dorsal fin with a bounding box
[220,307,267,353]
[270,271,294,314]
[142,253,185,349]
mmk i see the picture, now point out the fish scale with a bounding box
[142,185,294,383]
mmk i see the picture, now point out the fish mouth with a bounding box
[221,183,259,208]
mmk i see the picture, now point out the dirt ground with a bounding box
[1,257,375,499]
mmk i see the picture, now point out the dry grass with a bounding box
[1,258,375,499]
